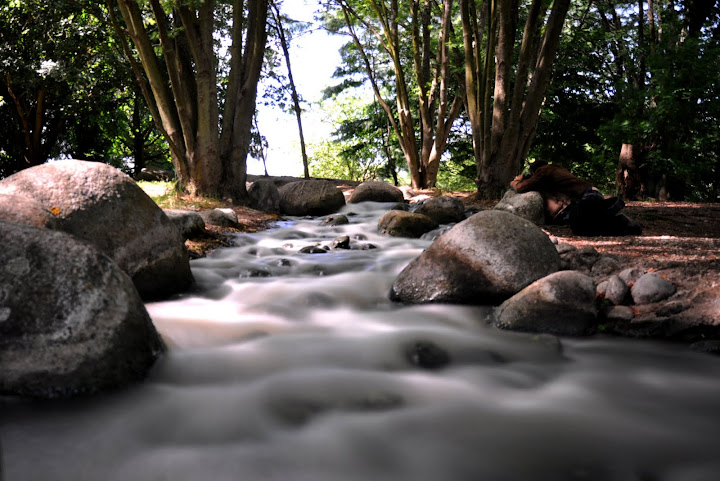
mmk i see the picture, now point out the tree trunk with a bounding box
[219,0,268,201]
[337,0,463,190]
[461,0,571,199]
[114,0,268,203]
[617,143,646,199]
[270,1,310,179]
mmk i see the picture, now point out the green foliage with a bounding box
[309,91,403,183]
[0,0,164,178]
[534,0,720,200]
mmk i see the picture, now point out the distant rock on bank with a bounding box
[278,179,346,216]
[349,181,404,204]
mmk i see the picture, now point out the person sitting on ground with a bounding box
[510,160,642,236]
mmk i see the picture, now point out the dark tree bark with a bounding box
[112,0,268,202]
[461,0,571,199]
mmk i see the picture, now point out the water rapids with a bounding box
[2,201,720,481]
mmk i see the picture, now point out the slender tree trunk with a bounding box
[270,1,310,178]
[338,0,463,189]
[220,0,268,201]
[5,73,46,166]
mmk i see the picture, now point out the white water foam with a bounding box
[3,202,720,481]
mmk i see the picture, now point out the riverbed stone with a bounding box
[390,210,560,304]
[0,159,193,300]
[494,270,598,336]
[278,180,346,216]
[493,189,546,225]
[603,274,631,305]
[322,214,349,226]
[163,209,206,239]
[349,181,404,203]
[378,210,439,238]
[631,272,676,304]
[413,195,466,224]
[201,208,239,228]
[0,221,164,399]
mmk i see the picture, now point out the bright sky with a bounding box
[251,0,345,176]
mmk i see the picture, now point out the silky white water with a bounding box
[3,202,720,481]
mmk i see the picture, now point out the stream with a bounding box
[2,201,720,481]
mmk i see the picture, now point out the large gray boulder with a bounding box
[413,196,466,224]
[493,189,546,225]
[349,181,404,204]
[390,210,560,304]
[0,160,193,300]
[378,210,439,238]
[0,221,164,399]
[0,193,60,229]
[494,270,598,336]
[278,180,346,216]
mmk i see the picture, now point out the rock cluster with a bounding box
[0,160,189,398]
[380,191,719,348]
[0,160,193,300]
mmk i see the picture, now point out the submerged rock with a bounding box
[390,210,560,304]
[0,221,164,399]
[404,340,451,370]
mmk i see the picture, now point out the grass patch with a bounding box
[137,180,229,211]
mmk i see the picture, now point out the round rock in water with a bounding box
[390,210,560,304]
[278,180,346,216]
[413,196,466,224]
[349,181,404,203]
[0,159,193,300]
[378,210,438,238]
[0,221,164,399]
[494,270,598,336]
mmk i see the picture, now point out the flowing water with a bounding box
[2,202,720,481]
